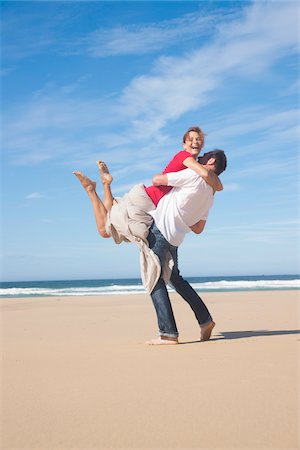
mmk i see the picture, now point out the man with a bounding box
[146,150,227,345]
[73,148,227,345]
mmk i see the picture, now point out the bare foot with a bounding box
[96,161,113,185]
[200,321,215,342]
[146,337,179,345]
[73,171,96,191]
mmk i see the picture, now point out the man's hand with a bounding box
[152,174,168,186]
[183,157,223,192]
[208,170,223,192]
[190,220,206,234]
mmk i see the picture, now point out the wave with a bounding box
[0,279,299,297]
[190,279,300,290]
[0,284,146,297]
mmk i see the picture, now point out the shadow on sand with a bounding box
[180,329,300,345]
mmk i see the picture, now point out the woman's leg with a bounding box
[96,161,114,212]
[73,171,110,238]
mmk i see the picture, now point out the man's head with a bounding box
[199,150,227,175]
[182,126,205,157]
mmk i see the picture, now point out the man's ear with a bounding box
[207,157,216,165]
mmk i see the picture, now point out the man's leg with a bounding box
[73,171,110,238]
[146,223,179,345]
[169,248,215,341]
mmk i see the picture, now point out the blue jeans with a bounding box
[147,223,212,338]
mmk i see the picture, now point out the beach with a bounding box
[1,290,299,449]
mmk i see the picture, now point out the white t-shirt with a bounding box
[150,169,214,246]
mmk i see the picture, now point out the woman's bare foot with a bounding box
[73,171,96,191]
[96,161,113,185]
[146,337,179,345]
[200,321,215,342]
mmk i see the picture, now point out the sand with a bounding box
[1,290,299,450]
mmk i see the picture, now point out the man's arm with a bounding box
[152,168,198,187]
[152,174,168,186]
[183,157,223,192]
[190,219,206,234]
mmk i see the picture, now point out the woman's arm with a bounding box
[183,157,223,191]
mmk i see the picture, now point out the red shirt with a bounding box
[145,150,192,206]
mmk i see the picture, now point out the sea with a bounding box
[0,274,299,298]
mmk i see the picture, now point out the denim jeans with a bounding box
[147,223,212,338]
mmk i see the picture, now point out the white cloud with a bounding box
[2,1,299,168]
[1,5,81,62]
[83,10,229,57]
[204,105,300,161]
[208,108,299,142]
[223,183,240,192]
[1,5,233,62]
[114,2,299,135]
[25,192,45,200]
[205,218,300,244]
[229,156,298,180]
[210,219,300,233]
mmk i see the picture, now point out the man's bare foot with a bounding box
[73,171,96,191]
[96,161,113,185]
[146,337,179,345]
[200,321,215,342]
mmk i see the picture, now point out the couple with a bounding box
[74,127,227,345]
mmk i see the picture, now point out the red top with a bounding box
[145,150,192,206]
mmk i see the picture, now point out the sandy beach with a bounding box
[1,290,299,449]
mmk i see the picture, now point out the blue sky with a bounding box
[1,0,299,281]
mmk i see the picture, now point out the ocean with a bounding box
[0,275,299,298]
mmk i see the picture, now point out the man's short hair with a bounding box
[200,149,227,175]
[182,126,205,149]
